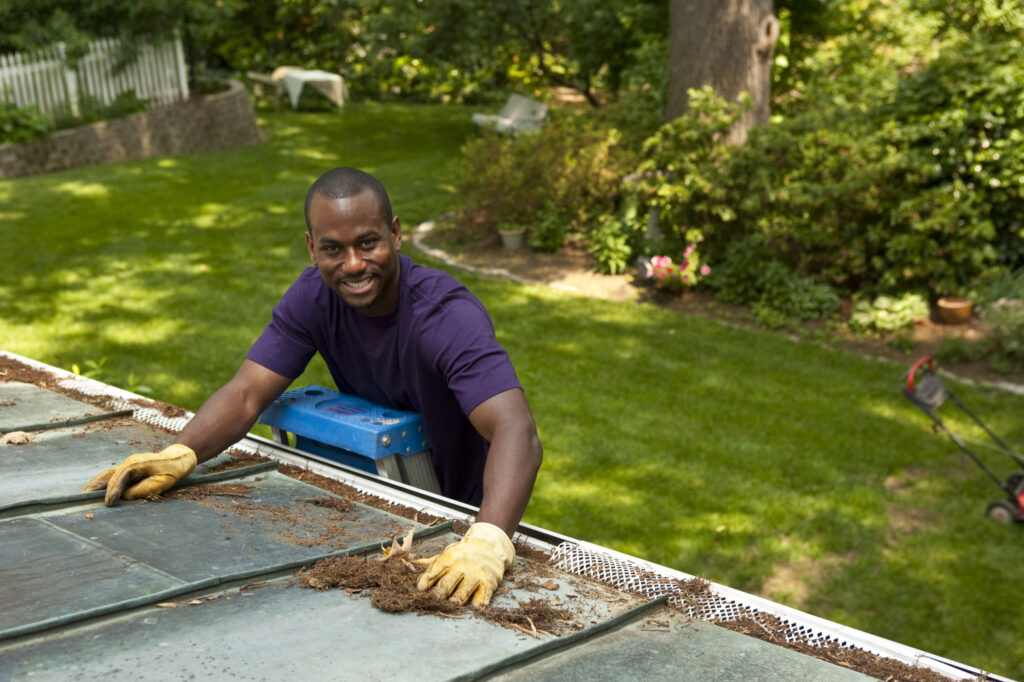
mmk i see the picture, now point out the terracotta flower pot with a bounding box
[937,296,973,325]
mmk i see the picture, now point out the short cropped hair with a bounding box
[304,167,393,231]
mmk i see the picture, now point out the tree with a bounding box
[667,0,779,143]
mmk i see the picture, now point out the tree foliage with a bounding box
[5,0,1022,307]
[0,0,240,82]
[633,0,1024,298]
[192,0,665,103]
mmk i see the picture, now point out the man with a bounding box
[83,167,543,607]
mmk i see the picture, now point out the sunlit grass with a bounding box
[2,102,1023,679]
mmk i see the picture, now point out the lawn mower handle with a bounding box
[904,356,935,394]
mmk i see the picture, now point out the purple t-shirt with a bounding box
[246,255,521,505]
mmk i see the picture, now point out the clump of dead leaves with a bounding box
[298,529,579,637]
[299,529,460,614]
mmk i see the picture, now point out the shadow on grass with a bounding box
[437,260,1024,679]
[0,103,471,407]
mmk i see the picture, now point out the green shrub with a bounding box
[887,331,916,355]
[980,298,1024,372]
[707,236,839,324]
[102,90,150,118]
[936,336,986,364]
[758,263,841,323]
[455,111,638,244]
[705,235,773,306]
[0,100,53,144]
[52,91,151,130]
[587,214,634,275]
[528,205,571,254]
[631,5,1024,297]
[752,302,789,330]
[971,268,1024,305]
[848,293,929,334]
[629,86,740,251]
[596,33,669,149]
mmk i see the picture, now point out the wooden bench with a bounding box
[471,94,548,134]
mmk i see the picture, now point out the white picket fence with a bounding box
[0,37,189,118]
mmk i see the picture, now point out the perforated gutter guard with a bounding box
[0,350,1007,682]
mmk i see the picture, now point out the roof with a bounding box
[0,351,1001,681]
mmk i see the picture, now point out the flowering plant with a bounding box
[644,230,710,292]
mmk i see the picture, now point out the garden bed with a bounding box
[415,225,1024,392]
[0,79,263,180]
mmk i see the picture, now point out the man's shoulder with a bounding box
[400,256,492,327]
[402,256,458,287]
[275,267,331,315]
[402,256,479,305]
[284,267,328,296]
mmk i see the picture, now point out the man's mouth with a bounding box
[340,277,373,293]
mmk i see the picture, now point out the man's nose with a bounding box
[340,248,365,273]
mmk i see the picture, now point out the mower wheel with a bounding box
[986,499,1019,524]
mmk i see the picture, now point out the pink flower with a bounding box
[684,244,695,258]
[681,260,689,269]
[700,265,711,276]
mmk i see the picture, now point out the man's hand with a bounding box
[416,522,515,608]
[81,444,197,507]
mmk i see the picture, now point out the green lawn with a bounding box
[2,102,1023,679]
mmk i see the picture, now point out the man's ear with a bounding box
[305,230,316,264]
[391,217,402,251]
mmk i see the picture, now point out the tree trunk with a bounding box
[668,0,778,144]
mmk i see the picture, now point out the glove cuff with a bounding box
[464,522,515,570]
[163,444,198,479]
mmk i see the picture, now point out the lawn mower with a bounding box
[902,356,1024,523]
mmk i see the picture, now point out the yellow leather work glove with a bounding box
[416,522,515,608]
[81,444,197,507]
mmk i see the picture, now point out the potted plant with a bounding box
[497,222,526,250]
[936,295,973,325]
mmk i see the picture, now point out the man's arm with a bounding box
[467,387,543,536]
[82,359,292,505]
[415,387,541,606]
[175,359,293,463]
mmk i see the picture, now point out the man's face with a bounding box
[305,190,402,317]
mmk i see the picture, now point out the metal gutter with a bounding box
[0,350,1007,681]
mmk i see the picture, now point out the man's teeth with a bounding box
[343,279,371,289]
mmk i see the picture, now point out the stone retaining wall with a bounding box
[0,80,264,180]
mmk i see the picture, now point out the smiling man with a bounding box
[83,167,543,607]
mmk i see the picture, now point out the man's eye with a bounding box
[361,239,378,249]
[322,245,340,254]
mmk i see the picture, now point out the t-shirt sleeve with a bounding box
[424,295,522,417]
[246,277,318,380]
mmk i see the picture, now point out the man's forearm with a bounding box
[174,360,292,464]
[467,388,543,537]
[475,417,543,537]
[174,384,263,464]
